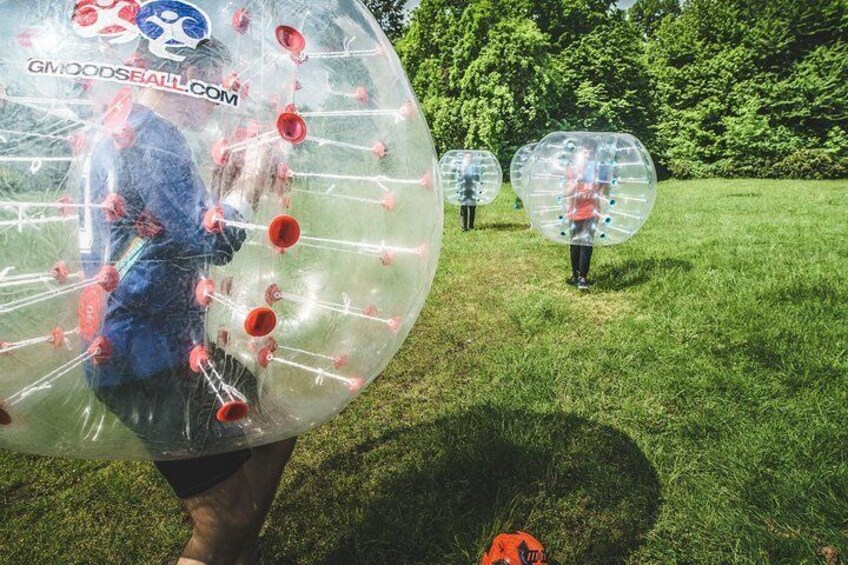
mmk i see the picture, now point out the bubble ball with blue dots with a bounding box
[524,132,657,247]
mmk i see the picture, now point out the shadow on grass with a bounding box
[594,258,693,291]
[265,406,661,564]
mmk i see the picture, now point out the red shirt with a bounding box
[569,182,599,221]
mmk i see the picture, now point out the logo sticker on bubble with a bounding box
[136,0,212,62]
[72,0,141,44]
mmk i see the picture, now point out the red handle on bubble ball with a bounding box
[97,266,119,292]
[275,25,305,54]
[102,193,126,222]
[217,401,249,423]
[232,8,251,33]
[195,279,216,307]
[189,345,210,374]
[244,307,277,338]
[268,215,301,250]
[87,336,112,365]
[276,111,307,145]
[203,207,225,234]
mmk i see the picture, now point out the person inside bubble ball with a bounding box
[83,37,296,564]
[458,152,482,231]
[564,140,605,291]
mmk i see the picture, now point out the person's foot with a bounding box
[577,277,590,291]
[567,274,579,286]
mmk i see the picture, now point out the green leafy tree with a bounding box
[397,0,654,170]
[363,0,408,40]
[629,0,681,38]
[647,0,848,178]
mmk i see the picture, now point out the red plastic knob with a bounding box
[265,284,282,306]
[87,336,112,365]
[333,355,349,370]
[189,345,210,373]
[203,207,225,234]
[195,279,216,307]
[400,101,415,119]
[97,266,119,292]
[372,141,388,159]
[420,172,433,190]
[257,345,274,369]
[217,401,249,423]
[50,326,65,349]
[212,139,231,166]
[51,261,70,284]
[66,131,87,156]
[267,215,301,250]
[102,193,126,222]
[275,25,306,54]
[58,196,73,217]
[135,210,164,238]
[381,193,395,211]
[244,307,277,337]
[275,111,307,145]
[232,8,251,33]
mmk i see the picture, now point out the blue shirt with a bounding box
[458,162,482,203]
[82,105,246,387]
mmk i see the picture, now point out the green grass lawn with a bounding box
[1,179,847,564]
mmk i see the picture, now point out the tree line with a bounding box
[368,0,848,179]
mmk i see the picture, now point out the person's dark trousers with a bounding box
[570,244,594,278]
[460,205,477,230]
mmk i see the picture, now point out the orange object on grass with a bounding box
[481,531,548,565]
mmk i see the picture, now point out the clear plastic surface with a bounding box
[509,142,536,202]
[0,0,442,460]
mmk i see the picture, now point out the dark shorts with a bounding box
[94,346,259,498]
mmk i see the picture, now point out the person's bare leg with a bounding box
[177,465,256,565]
[176,438,297,565]
[234,438,298,565]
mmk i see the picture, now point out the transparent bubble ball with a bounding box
[525,132,656,247]
[509,142,536,203]
[0,0,443,460]
[439,150,502,207]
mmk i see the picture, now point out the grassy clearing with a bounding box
[1,179,847,564]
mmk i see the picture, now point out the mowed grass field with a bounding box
[1,179,846,564]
